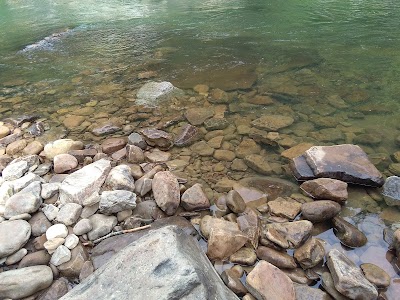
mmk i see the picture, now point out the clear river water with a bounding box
[1,0,400,298]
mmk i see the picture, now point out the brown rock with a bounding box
[294,238,325,269]
[53,153,78,174]
[200,215,239,239]
[332,216,367,248]
[63,115,85,129]
[244,154,273,175]
[256,246,297,269]
[236,208,260,249]
[28,212,52,237]
[268,197,301,220]
[23,141,44,155]
[57,243,89,278]
[360,263,391,288]
[301,200,341,223]
[282,268,314,285]
[37,278,69,300]
[181,183,210,211]
[229,247,257,266]
[209,88,229,103]
[184,108,214,126]
[0,125,10,138]
[236,139,261,159]
[293,284,332,300]
[152,171,180,215]
[300,178,348,203]
[226,190,246,213]
[6,139,27,155]
[251,115,294,131]
[221,268,248,296]
[140,128,173,150]
[101,137,127,154]
[207,227,248,260]
[18,250,51,268]
[68,149,98,164]
[174,124,199,147]
[246,260,295,300]
[281,143,314,160]
[214,150,236,161]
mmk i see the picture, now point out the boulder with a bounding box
[152,171,180,215]
[0,265,53,299]
[60,226,239,300]
[300,178,348,203]
[59,159,111,204]
[382,176,400,206]
[0,220,31,259]
[326,249,378,299]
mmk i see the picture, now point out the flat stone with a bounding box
[301,200,341,223]
[2,159,29,180]
[244,154,273,175]
[256,246,297,269]
[99,190,137,215]
[246,260,295,300]
[293,284,332,300]
[87,214,117,241]
[327,249,378,300]
[382,176,400,206]
[251,115,294,131]
[145,148,171,162]
[29,211,52,236]
[5,247,27,265]
[281,143,314,160]
[360,263,391,288]
[229,247,257,265]
[174,124,199,147]
[214,149,236,161]
[300,178,348,203]
[190,140,214,156]
[290,154,316,181]
[104,164,135,191]
[44,139,84,160]
[305,144,384,187]
[59,159,111,205]
[181,183,210,211]
[54,153,78,173]
[0,265,53,299]
[152,171,180,215]
[18,250,51,268]
[101,137,126,154]
[235,139,261,159]
[60,226,239,300]
[268,197,302,220]
[204,118,229,130]
[185,107,214,126]
[293,238,325,269]
[56,203,82,226]
[136,81,182,106]
[37,278,69,300]
[200,215,239,239]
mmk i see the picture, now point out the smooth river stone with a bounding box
[180,183,210,211]
[256,246,297,269]
[0,220,31,259]
[332,216,367,248]
[251,115,294,131]
[304,144,384,187]
[152,171,180,215]
[301,200,341,223]
[300,178,348,203]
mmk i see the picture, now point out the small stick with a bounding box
[82,225,151,246]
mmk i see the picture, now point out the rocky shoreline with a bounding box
[0,82,399,299]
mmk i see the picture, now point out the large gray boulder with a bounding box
[60,226,239,300]
[59,159,111,204]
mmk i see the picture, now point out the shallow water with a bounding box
[1,0,400,297]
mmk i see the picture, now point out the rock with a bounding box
[128,132,147,149]
[382,176,400,206]
[73,219,92,235]
[246,260,295,300]
[244,154,273,175]
[51,245,71,266]
[290,155,316,181]
[68,149,98,164]
[6,139,27,155]
[41,183,60,200]
[126,144,145,163]
[294,238,325,269]
[214,149,236,161]
[221,268,248,296]
[0,266,53,299]
[2,159,29,180]
[283,268,314,285]
[332,216,367,248]
[42,204,59,221]
[200,215,239,239]
[0,132,22,148]
[360,263,391,289]
[65,234,79,249]
[46,223,69,240]
[209,88,229,103]
[262,220,313,249]
[11,172,41,193]
[101,137,126,154]
[91,123,121,136]
[304,144,384,187]
[327,249,378,299]
[63,115,85,128]
[79,260,95,281]
[180,183,210,211]
[87,214,117,241]
[293,284,332,300]
[37,278,69,300]
[60,226,239,300]
[145,148,171,162]
[29,211,52,236]
[300,178,348,203]
[301,200,341,223]
[320,272,349,300]
[281,143,314,160]
[44,238,65,253]
[136,81,182,105]
[4,181,42,218]
[53,153,78,173]
[19,250,51,268]
[204,118,229,130]
[140,128,173,150]
[251,115,294,131]
[59,159,111,204]
[174,124,199,147]
[0,125,10,138]
[235,139,261,159]
[104,165,135,191]
[56,203,82,226]
[185,107,214,125]
[58,243,89,278]
[44,139,84,160]
[268,197,302,220]
[152,171,180,215]
[190,140,215,156]
[34,162,52,176]
[99,190,137,215]
[237,208,260,249]
[230,247,257,265]
[207,227,248,260]
[23,140,44,155]
[256,246,297,269]
[226,190,246,213]
[5,247,27,265]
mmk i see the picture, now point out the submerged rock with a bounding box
[332,216,367,248]
[136,81,183,106]
[382,176,400,206]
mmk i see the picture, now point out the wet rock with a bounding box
[301,200,341,223]
[126,144,145,163]
[140,128,173,150]
[382,176,400,206]
[53,153,78,173]
[244,154,273,175]
[281,143,314,160]
[332,216,367,248]
[237,208,260,248]
[29,211,52,236]
[246,260,295,300]
[61,226,239,300]
[229,247,257,265]
[282,268,314,285]
[59,159,111,204]
[304,144,384,187]
[0,265,53,299]
[214,149,236,161]
[63,115,85,129]
[294,238,325,269]
[2,159,29,180]
[327,249,378,300]
[268,197,302,220]
[58,243,89,278]
[180,183,210,211]
[104,164,135,191]
[152,171,180,215]
[101,137,126,154]
[262,220,313,249]
[204,118,229,130]
[99,190,136,215]
[200,215,239,239]
[174,124,199,147]
[4,181,42,218]
[360,263,391,288]
[235,139,261,159]
[91,123,121,136]
[56,203,82,226]
[185,107,214,125]
[300,178,348,203]
[46,223,68,240]
[127,132,147,149]
[290,154,316,181]
[37,278,69,300]
[294,284,332,300]
[226,190,246,213]
[221,268,248,296]
[136,81,182,105]
[256,246,297,269]
[320,272,349,300]
[251,115,294,131]
[190,140,215,156]
[145,148,171,162]
[87,214,117,240]
[207,227,248,260]
[51,245,71,266]
[239,176,298,200]
[23,140,44,155]
[44,139,84,160]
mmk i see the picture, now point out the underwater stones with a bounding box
[281,143,314,160]
[174,124,199,146]
[185,107,214,126]
[251,115,294,131]
[204,118,229,131]
[43,139,84,160]
[127,132,147,149]
[300,178,348,203]
[246,260,295,300]
[0,219,31,259]
[91,123,121,136]
[327,249,378,300]
[63,115,85,129]
[332,216,367,248]
[360,263,391,288]
[140,128,173,150]
[244,154,273,175]
[382,176,400,206]
[136,81,182,106]
[235,139,261,159]
[301,200,341,223]
[152,171,180,215]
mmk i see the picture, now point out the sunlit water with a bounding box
[1,0,400,297]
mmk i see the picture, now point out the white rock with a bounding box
[44,238,66,254]
[80,203,99,218]
[87,214,117,241]
[0,220,31,259]
[4,181,42,219]
[64,234,79,249]
[136,81,182,106]
[2,160,29,181]
[41,182,61,199]
[42,204,59,221]
[104,164,135,191]
[11,172,41,193]
[50,245,71,266]
[82,191,101,206]
[99,190,137,215]
[56,203,82,226]
[5,248,27,265]
[46,223,68,240]
[0,181,13,206]
[43,139,84,160]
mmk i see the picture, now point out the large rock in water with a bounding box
[59,159,111,204]
[303,144,384,187]
[60,226,239,300]
[136,81,183,106]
